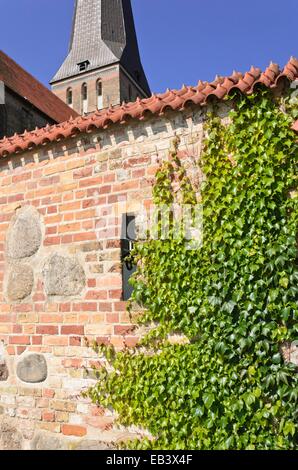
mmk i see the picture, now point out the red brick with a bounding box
[32,336,42,345]
[79,176,103,188]
[81,302,97,312]
[47,205,58,214]
[43,389,55,398]
[114,325,136,335]
[97,302,113,312]
[13,324,22,334]
[69,336,82,346]
[108,289,122,299]
[42,411,55,422]
[8,195,24,203]
[114,301,128,311]
[59,303,71,312]
[61,234,73,244]
[95,336,110,346]
[86,185,110,196]
[9,335,31,345]
[73,233,97,242]
[106,313,119,323]
[6,346,15,355]
[61,325,84,335]
[17,346,27,355]
[46,226,57,235]
[40,314,63,323]
[87,279,96,288]
[44,236,61,246]
[61,424,87,437]
[85,290,107,300]
[62,358,83,368]
[73,167,93,179]
[36,326,58,335]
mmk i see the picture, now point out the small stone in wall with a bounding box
[16,354,47,383]
[0,362,9,381]
[281,341,298,366]
[290,345,298,366]
[7,206,42,259]
[7,264,34,301]
[0,418,23,450]
[43,254,85,297]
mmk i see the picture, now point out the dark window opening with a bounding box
[97,80,103,97]
[82,83,88,100]
[81,83,88,114]
[77,60,90,72]
[67,88,73,106]
[121,214,136,301]
[97,79,103,109]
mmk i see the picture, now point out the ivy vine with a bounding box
[88,88,298,450]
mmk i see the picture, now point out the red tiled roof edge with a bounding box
[292,120,298,132]
[0,50,78,124]
[0,57,297,158]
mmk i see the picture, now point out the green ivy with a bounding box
[88,88,298,450]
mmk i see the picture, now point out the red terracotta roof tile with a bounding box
[0,58,297,158]
[292,120,298,132]
[0,50,78,124]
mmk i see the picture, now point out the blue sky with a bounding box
[0,0,297,93]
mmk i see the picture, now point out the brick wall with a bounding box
[0,104,215,449]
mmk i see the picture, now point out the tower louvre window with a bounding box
[81,83,88,114]
[97,79,103,109]
[77,60,90,72]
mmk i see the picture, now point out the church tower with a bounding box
[51,0,150,115]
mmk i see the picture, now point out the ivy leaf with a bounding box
[203,393,215,410]
[283,422,296,437]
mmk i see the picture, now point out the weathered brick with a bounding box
[36,326,59,335]
[61,424,87,437]
[60,325,84,335]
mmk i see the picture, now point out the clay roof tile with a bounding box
[1,58,297,158]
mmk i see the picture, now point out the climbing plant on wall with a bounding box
[88,88,298,450]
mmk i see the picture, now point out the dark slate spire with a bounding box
[51,0,150,96]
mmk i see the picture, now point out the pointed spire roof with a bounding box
[51,0,150,96]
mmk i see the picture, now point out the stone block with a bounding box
[7,206,42,259]
[16,354,48,383]
[43,254,86,297]
[7,264,34,301]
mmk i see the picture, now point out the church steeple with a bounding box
[51,0,150,114]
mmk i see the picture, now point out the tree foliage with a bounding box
[88,89,298,450]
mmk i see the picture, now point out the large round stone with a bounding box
[43,254,85,297]
[7,264,34,302]
[7,206,42,259]
[16,354,47,384]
